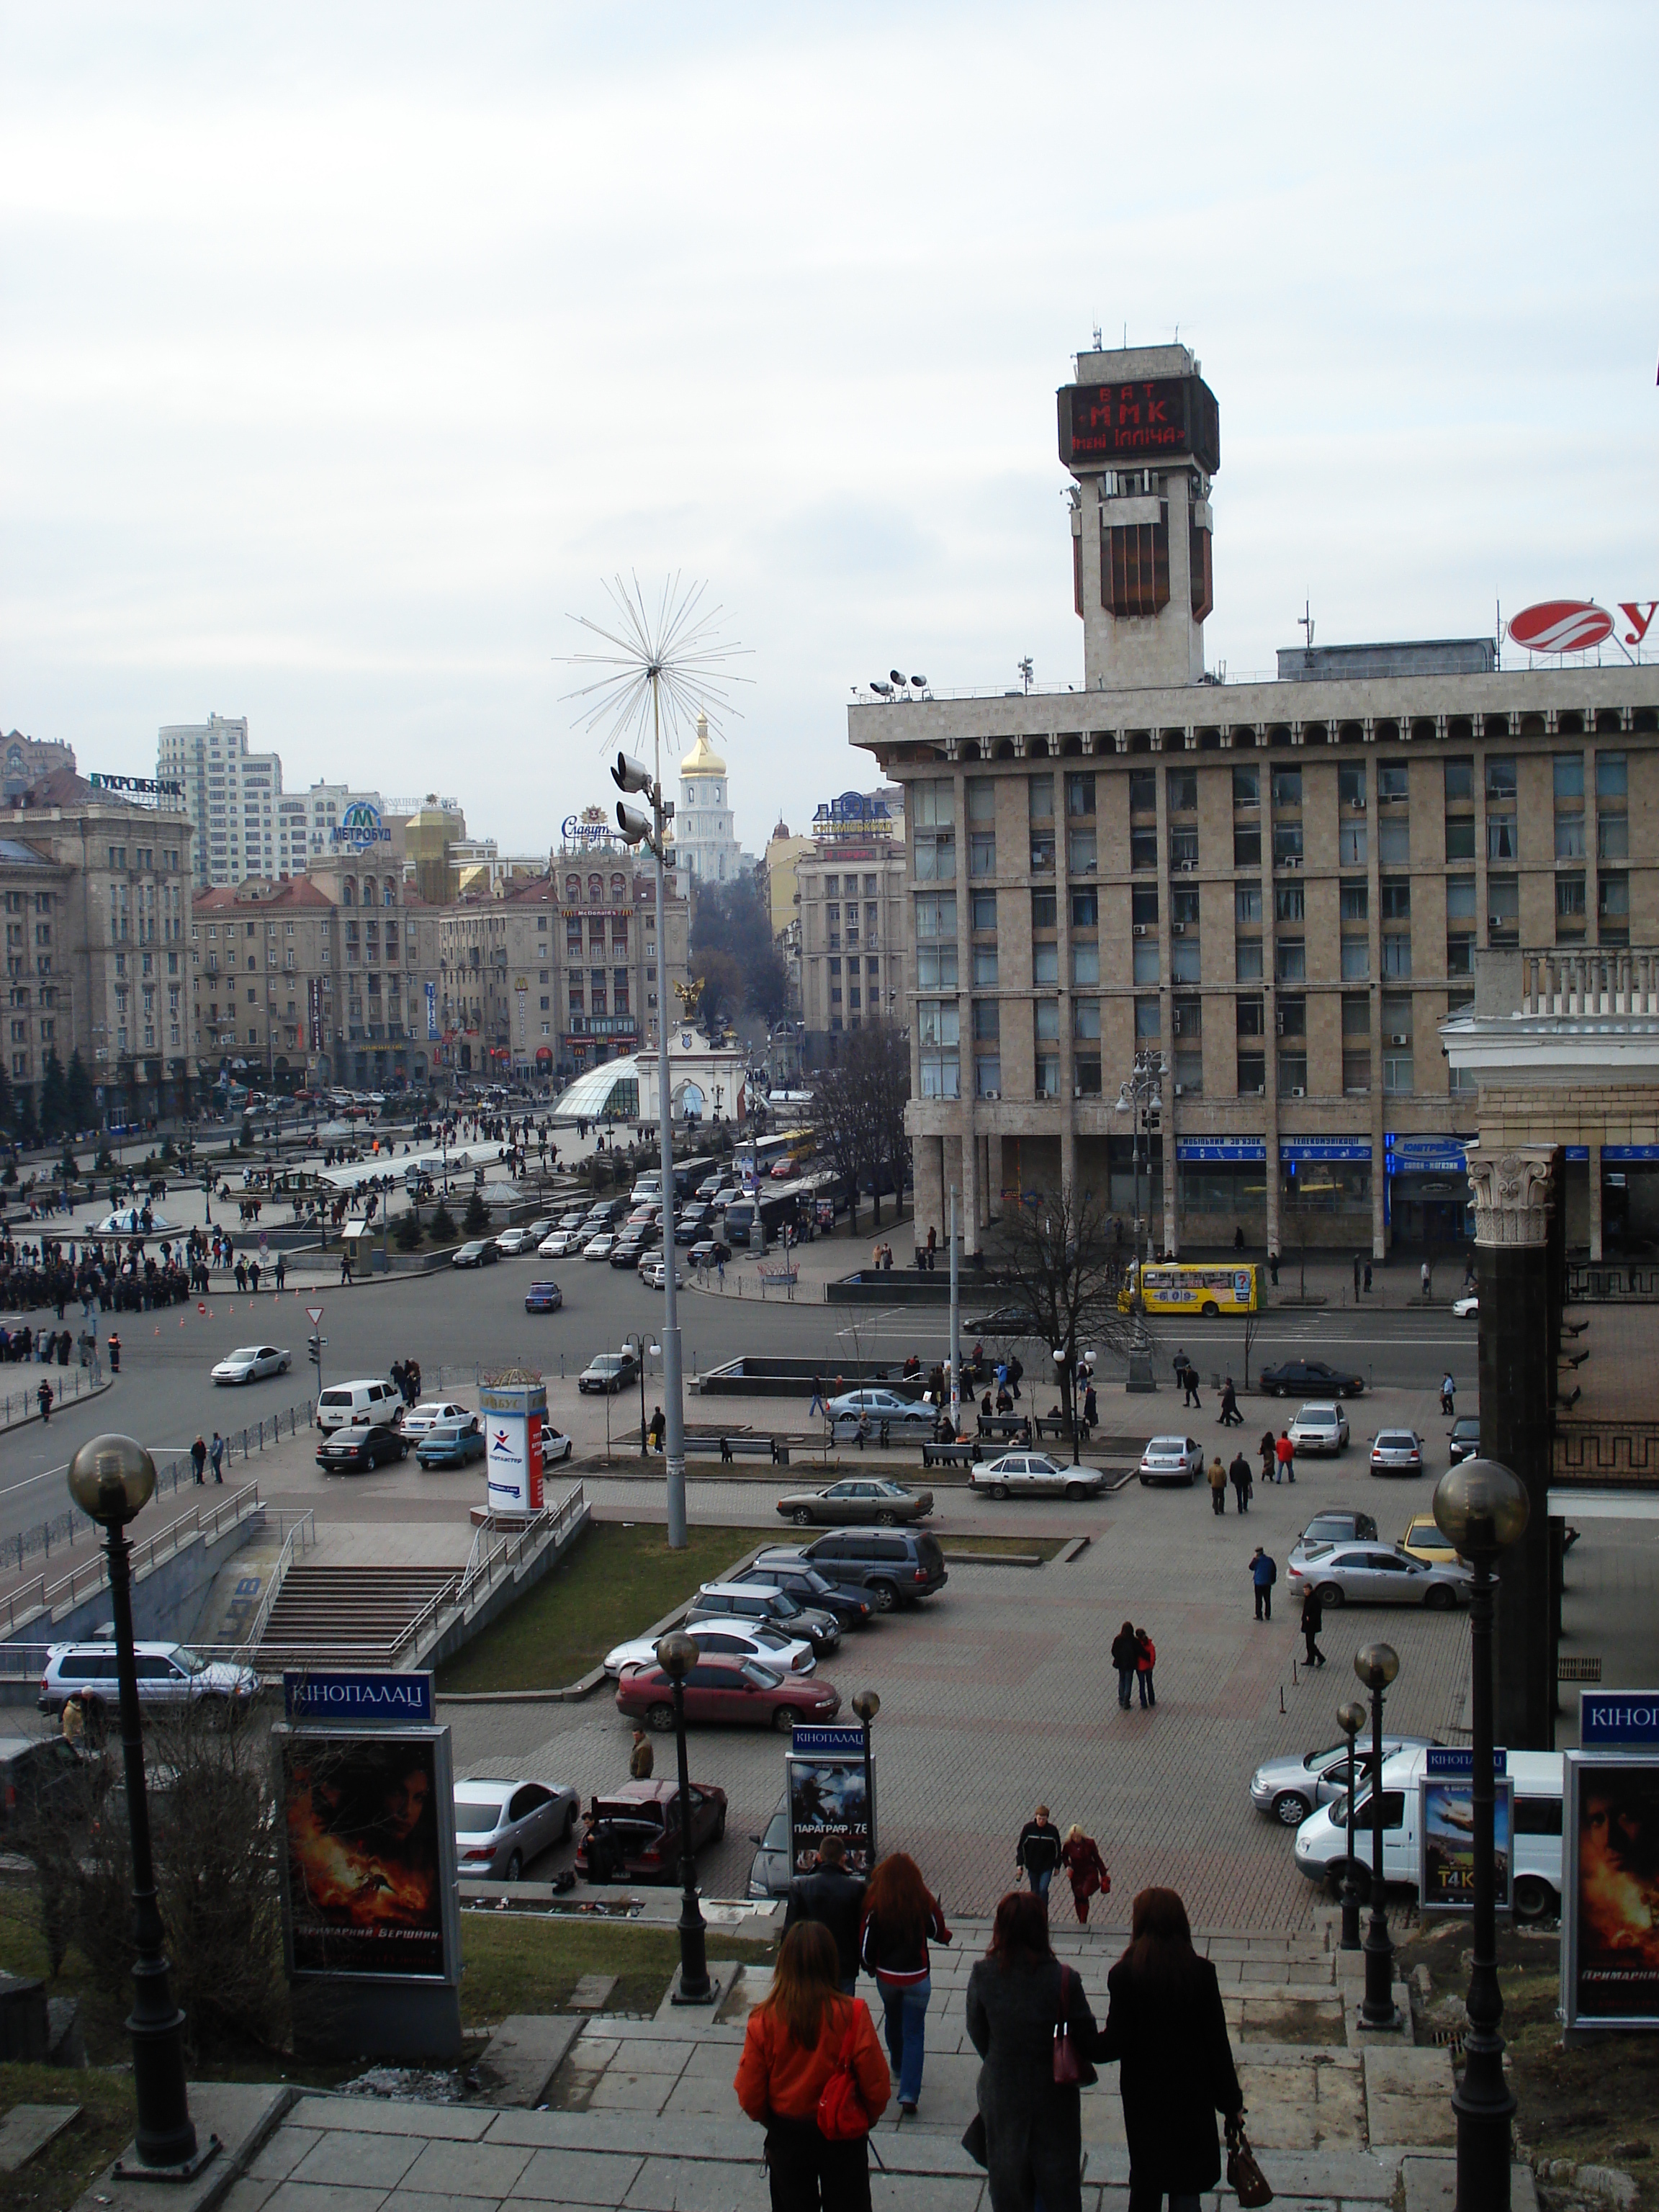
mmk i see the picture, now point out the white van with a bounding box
[315,1378,405,1434]
[1293,1745,1564,1922]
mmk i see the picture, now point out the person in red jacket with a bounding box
[1061,1825,1111,1924]
[1274,1429,1296,1484]
[1134,1627,1157,1709]
[734,1920,889,2210]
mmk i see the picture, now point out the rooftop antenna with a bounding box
[1298,601,1316,652]
[1018,657,1035,694]
[1092,322,1102,350]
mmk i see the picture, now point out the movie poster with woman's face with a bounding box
[1565,1757,1659,2028]
[279,1732,453,1979]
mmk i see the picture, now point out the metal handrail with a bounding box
[39,1482,262,1622]
[245,1509,316,1651]
[458,1484,585,1609]
[385,1575,462,1668]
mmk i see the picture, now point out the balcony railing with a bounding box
[1520,948,1659,1017]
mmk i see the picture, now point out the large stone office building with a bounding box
[850,341,1659,1257]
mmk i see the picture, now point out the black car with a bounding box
[1448,1415,1480,1464]
[795,1529,949,1613]
[1258,1357,1366,1399]
[316,1425,409,1473]
[1298,1510,1379,1547]
[734,1557,875,1630]
[966,1305,1040,1338]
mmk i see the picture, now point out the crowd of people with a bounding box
[742,1834,1249,2212]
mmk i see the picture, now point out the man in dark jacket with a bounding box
[783,1837,867,1994]
[1111,1622,1141,1709]
[1300,1588,1326,1667]
[1229,1449,1252,1515]
[1015,1806,1064,1906]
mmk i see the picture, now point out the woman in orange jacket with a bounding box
[735,1920,891,2210]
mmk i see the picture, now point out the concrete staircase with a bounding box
[256,1564,459,1668]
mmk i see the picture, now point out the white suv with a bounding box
[39,1640,258,1720]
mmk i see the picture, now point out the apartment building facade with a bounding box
[795,793,909,1067]
[3,770,195,1117]
[850,342,1659,1257]
[191,860,441,1093]
[436,858,689,1084]
[159,714,381,889]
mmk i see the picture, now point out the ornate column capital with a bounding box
[1465,1145,1554,1249]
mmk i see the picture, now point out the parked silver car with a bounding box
[969,1452,1106,1500]
[1286,1402,1349,1455]
[1285,1542,1472,1609]
[452,1776,579,1880]
[1249,1733,1441,1826]
[1369,1429,1425,1478]
[39,1640,257,1720]
[1138,1435,1202,1486]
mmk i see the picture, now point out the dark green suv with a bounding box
[796,1529,948,1612]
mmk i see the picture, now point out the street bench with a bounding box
[1034,1413,1088,1444]
[976,1414,1034,1444]
[922,1439,979,1470]
[683,1434,791,1465]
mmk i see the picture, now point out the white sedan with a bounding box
[1138,1435,1203,1486]
[584,1233,616,1262]
[641,1259,683,1290]
[401,1399,472,1437]
[601,1619,816,1679]
[969,1452,1106,1500]
[539,1230,583,1257]
[210,1344,291,1385]
[1452,1292,1478,1318]
[494,1225,543,1256]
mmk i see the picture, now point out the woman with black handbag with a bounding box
[1094,1887,1257,2211]
[963,1889,1101,2212]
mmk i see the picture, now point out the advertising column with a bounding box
[480,1375,547,1520]
[1563,1692,1659,2033]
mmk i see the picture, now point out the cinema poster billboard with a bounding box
[1563,1753,1659,2031]
[275,1725,460,1983]
[788,1726,874,1876]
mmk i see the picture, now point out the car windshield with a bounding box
[763,1806,788,1849]
[1304,1743,1346,1770]
[226,1346,261,1362]
[743,1661,783,1689]
[765,1591,801,1618]
[454,1799,503,1833]
[1149,1439,1185,1454]
[172,1647,210,1675]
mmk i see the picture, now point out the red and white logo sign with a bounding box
[1508,600,1616,654]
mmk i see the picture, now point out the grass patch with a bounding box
[458,1912,776,2023]
[0,2064,134,2212]
[938,1532,1066,1560]
[435,1521,778,1695]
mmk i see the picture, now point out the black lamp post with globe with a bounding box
[1354,1639,1401,2030]
[851,1688,881,1869]
[66,1434,210,2177]
[653,1630,717,2007]
[1336,1697,1367,1953]
[1434,1455,1530,2212]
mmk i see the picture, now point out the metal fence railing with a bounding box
[0,1359,106,1432]
[243,1509,316,1652]
[0,1399,316,1593]
[35,1482,266,1626]
[455,1484,585,1613]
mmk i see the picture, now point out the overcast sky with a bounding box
[2,3,1654,856]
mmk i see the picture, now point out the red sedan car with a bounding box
[616,1655,841,1735]
[574,1779,727,1884]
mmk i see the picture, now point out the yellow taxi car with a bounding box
[1401,1513,1461,1566]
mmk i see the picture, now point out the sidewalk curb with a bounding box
[0,1375,114,1437]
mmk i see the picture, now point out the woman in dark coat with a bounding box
[965,1891,1101,2212]
[1095,1887,1244,2209]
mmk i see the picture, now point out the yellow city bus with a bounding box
[1118,1262,1261,1317]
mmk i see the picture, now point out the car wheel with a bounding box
[1065,1481,1088,1501]
[876,1510,899,1527]
[868,1581,897,1614]
[1273,1791,1312,1827]
[791,1507,815,1527]
[505,1849,523,1882]
[1424,1584,1456,1611]
[1315,1582,1344,1607]
[646,1703,675,1732]
[773,1705,803,1733]
[1201,1300,1219,1318]
[1512,1874,1556,1923]
[991,1483,1009,1501]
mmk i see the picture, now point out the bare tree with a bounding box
[991,1182,1138,1462]
[811,1020,910,1236]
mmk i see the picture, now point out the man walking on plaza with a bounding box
[1300,1587,1326,1668]
[1015,1805,1063,1907]
[1251,1546,1276,1622]
[784,1835,867,1995]
[1208,1455,1227,1515]
[1218,1375,1241,1426]
[1230,1448,1252,1515]
[1275,1429,1295,1483]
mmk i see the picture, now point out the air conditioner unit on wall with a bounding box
[1351,798,1367,810]
[1133,924,1147,938]
[1290,1085,1306,1097]
[1179,860,1196,873]
[1170,922,1185,935]
[1390,1033,1411,1046]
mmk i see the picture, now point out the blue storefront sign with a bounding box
[1384,1134,1473,1177]
[1581,1691,1659,1747]
[1600,1146,1659,1163]
[283,1671,434,1724]
[1175,1140,1266,1162]
[1280,1139,1372,1161]
[426,982,439,1041]
[1426,1746,1508,1777]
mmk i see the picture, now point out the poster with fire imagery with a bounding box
[276,1727,459,1982]
[1563,1753,1659,2030]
